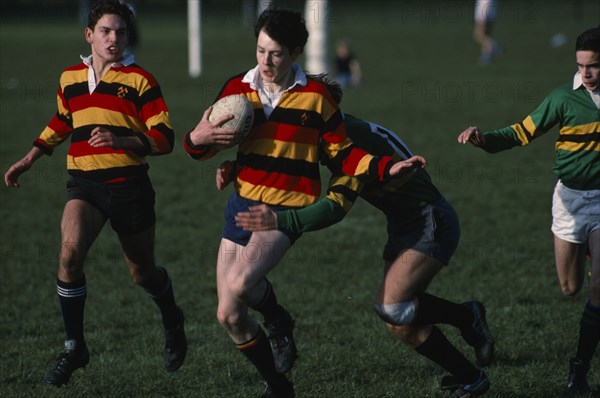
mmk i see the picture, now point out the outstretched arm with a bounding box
[234,154,425,233]
[236,173,364,233]
[4,146,45,188]
[458,92,561,154]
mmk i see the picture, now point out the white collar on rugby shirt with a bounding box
[80,53,135,94]
[573,71,585,90]
[242,63,307,91]
[243,64,306,118]
[573,71,600,109]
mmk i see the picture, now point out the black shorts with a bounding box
[383,197,460,266]
[222,192,302,247]
[66,174,156,235]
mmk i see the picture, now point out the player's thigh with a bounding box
[216,238,268,311]
[554,235,587,296]
[60,199,106,269]
[376,250,442,304]
[217,238,243,306]
[228,230,291,291]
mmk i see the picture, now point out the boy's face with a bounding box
[256,30,301,85]
[576,50,600,92]
[85,14,128,64]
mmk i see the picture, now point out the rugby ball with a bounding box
[209,94,254,143]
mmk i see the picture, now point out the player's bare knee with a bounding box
[215,308,229,328]
[60,242,83,261]
[58,259,83,275]
[216,307,242,331]
[59,246,85,275]
[373,299,417,326]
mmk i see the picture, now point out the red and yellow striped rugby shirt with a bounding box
[184,72,393,207]
[34,60,174,183]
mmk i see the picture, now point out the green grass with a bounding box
[1,1,599,397]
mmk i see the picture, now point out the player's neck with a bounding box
[91,59,112,82]
[264,70,293,94]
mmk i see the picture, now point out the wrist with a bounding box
[186,130,210,151]
[188,129,202,146]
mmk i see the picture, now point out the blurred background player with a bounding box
[231,73,495,398]
[458,27,600,395]
[474,0,502,65]
[4,0,186,386]
[333,39,361,88]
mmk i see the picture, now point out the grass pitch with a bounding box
[1,1,599,397]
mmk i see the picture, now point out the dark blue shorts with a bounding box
[223,192,302,247]
[66,174,156,235]
[383,197,460,266]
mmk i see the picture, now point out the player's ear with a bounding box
[84,27,93,44]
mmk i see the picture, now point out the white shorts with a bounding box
[475,0,498,22]
[551,180,600,244]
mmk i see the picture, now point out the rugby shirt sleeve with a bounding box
[482,92,560,153]
[33,80,73,155]
[135,77,174,157]
[276,174,362,233]
[183,131,219,160]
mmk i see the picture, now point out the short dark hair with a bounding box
[254,9,309,54]
[88,0,134,32]
[575,27,600,53]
